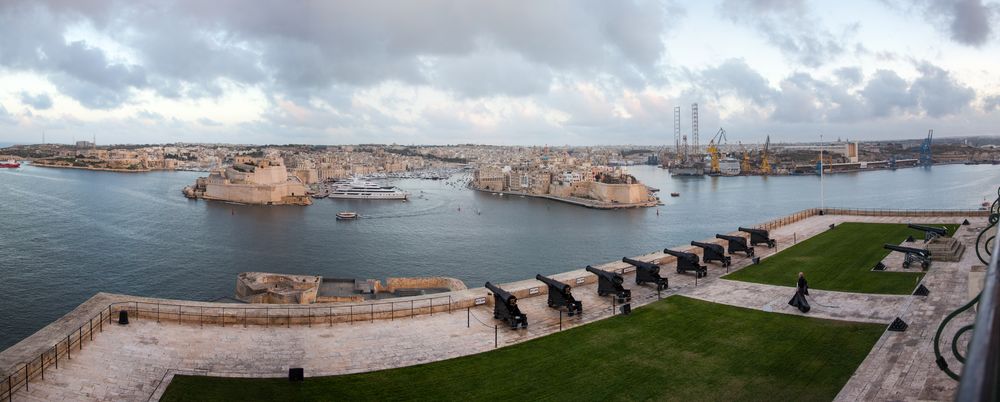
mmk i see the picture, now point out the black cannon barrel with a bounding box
[485,281,516,303]
[883,244,931,257]
[586,265,623,284]
[738,227,767,235]
[716,234,754,256]
[691,241,724,253]
[908,224,948,236]
[663,248,696,260]
[622,257,657,270]
[535,274,570,294]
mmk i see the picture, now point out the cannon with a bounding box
[485,282,528,329]
[908,224,949,242]
[883,244,932,270]
[662,249,708,278]
[622,257,669,291]
[739,227,776,248]
[715,234,755,257]
[535,274,583,316]
[691,241,731,267]
[585,266,632,302]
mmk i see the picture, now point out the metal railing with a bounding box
[954,188,1000,401]
[0,295,452,401]
[756,207,988,232]
[1,305,110,401]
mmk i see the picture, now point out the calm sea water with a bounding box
[1,163,998,349]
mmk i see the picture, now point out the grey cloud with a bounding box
[834,67,863,86]
[887,0,997,46]
[430,49,552,98]
[911,63,976,117]
[20,92,52,109]
[0,0,675,108]
[718,0,846,66]
[135,110,163,120]
[0,5,145,109]
[985,95,1000,111]
[698,59,776,105]
[949,0,994,45]
[860,70,917,117]
[698,59,973,124]
[197,117,223,126]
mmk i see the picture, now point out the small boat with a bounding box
[0,159,20,168]
[670,192,680,197]
[336,211,359,220]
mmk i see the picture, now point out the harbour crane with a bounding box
[739,141,752,174]
[759,135,771,175]
[707,128,727,174]
[919,129,933,166]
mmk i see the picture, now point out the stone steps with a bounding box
[928,237,965,262]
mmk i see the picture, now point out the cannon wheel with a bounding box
[903,261,910,269]
[921,261,930,269]
[598,291,607,297]
[677,267,683,274]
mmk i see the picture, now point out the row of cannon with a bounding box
[485,227,778,329]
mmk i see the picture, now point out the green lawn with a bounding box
[161,296,884,402]
[723,222,957,295]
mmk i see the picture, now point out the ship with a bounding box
[718,157,741,176]
[670,161,705,176]
[0,159,20,168]
[336,211,359,220]
[329,179,408,200]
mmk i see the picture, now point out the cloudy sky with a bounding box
[0,0,998,145]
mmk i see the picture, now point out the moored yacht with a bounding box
[328,179,408,200]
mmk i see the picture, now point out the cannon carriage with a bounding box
[621,257,669,291]
[585,265,632,302]
[535,274,583,316]
[715,234,754,257]
[739,227,776,248]
[485,282,528,329]
[883,244,932,270]
[691,241,731,267]
[662,248,708,278]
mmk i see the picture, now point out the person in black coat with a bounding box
[788,272,810,313]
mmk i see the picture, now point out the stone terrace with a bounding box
[0,211,986,402]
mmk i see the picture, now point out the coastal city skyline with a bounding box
[1,1,999,146]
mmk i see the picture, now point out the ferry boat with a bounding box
[0,159,20,168]
[336,211,359,220]
[329,179,408,200]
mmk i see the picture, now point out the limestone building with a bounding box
[184,156,311,205]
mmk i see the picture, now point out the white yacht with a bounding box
[329,179,408,200]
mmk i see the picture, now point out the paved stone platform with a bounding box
[2,213,983,401]
[834,222,984,401]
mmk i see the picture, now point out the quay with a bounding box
[470,186,659,209]
[0,207,993,401]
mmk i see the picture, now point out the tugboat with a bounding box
[336,211,359,220]
[0,159,20,168]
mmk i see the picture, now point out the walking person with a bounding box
[788,272,811,313]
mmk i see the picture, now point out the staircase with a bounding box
[927,237,965,262]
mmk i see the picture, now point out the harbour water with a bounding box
[1,163,997,349]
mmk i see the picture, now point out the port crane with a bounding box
[919,129,933,166]
[707,128,727,174]
[738,142,752,174]
[759,135,771,175]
